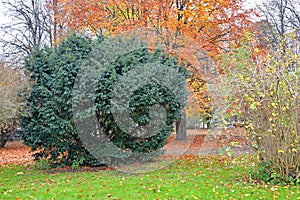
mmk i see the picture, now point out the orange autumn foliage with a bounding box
[57,0,254,54]
[55,0,256,114]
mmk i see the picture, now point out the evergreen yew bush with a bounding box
[22,35,98,166]
[22,34,188,167]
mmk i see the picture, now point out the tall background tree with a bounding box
[257,0,300,51]
[57,0,254,55]
[0,0,64,65]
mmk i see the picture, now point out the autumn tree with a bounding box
[57,0,254,53]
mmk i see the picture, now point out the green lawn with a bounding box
[0,156,299,200]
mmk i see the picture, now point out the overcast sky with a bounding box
[0,4,8,25]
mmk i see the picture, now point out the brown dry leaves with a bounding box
[0,141,33,166]
[0,128,251,166]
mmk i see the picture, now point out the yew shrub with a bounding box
[22,34,187,167]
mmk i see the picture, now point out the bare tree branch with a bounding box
[0,0,63,66]
[257,0,300,50]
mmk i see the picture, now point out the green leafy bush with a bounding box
[73,36,188,165]
[22,35,98,167]
[22,34,188,167]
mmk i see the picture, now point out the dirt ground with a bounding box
[164,128,254,156]
[0,128,255,166]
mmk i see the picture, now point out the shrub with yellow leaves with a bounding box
[217,33,300,184]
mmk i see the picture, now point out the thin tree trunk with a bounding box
[176,111,187,140]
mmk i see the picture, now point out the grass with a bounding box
[0,155,299,200]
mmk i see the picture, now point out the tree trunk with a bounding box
[175,111,187,140]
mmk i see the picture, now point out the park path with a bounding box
[164,128,254,156]
[0,128,254,166]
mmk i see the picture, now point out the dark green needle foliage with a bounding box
[22,34,188,167]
